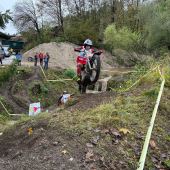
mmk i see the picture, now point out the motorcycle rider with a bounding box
[74,39,94,90]
[75,39,94,77]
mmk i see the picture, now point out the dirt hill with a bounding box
[23,42,117,70]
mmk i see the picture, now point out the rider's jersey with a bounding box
[78,46,94,58]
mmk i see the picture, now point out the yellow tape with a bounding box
[47,79,73,82]
[39,66,73,82]
[110,66,158,92]
[137,68,165,170]
[102,70,147,74]
[39,65,48,80]
[0,97,11,116]
[0,97,25,117]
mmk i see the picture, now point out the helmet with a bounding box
[63,91,67,94]
[84,39,93,46]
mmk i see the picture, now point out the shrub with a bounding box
[104,24,141,52]
[64,69,76,78]
[0,62,17,86]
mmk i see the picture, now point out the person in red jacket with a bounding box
[74,39,94,77]
[39,52,44,66]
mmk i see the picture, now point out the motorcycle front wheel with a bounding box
[86,54,101,84]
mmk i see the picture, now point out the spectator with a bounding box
[44,52,50,70]
[39,52,44,66]
[2,47,5,59]
[15,51,22,66]
[34,52,38,66]
[0,46,4,65]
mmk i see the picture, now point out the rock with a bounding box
[11,151,23,159]
[86,143,94,148]
[91,136,100,145]
[109,128,121,138]
[107,75,128,90]
[52,142,59,146]
[69,157,74,161]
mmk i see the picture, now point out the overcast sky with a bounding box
[0,0,18,34]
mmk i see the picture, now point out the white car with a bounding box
[2,45,10,57]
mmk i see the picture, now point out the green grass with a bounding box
[64,69,76,78]
[0,62,17,86]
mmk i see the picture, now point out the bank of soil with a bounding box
[0,76,170,170]
[0,66,77,115]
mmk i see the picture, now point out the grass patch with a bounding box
[0,63,17,86]
[143,88,159,99]
[64,69,76,78]
[49,93,153,133]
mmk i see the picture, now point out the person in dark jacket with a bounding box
[15,51,22,66]
[44,52,50,70]
[34,52,38,66]
[0,46,3,65]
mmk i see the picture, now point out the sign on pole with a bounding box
[29,102,41,116]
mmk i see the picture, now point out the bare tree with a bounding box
[13,0,41,34]
[39,0,64,32]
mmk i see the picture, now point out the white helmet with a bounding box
[84,39,93,46]
[63,91,67,94]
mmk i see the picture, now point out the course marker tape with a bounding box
[0,98,11,116]
[102,70,147,74]
[0,97,24,117]
[47,79,73,82]
[110,66,158,92]
[137,67,165,170]
[39,66,73,82]
[39,65,48,80]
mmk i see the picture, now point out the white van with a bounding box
[2,45,10,57]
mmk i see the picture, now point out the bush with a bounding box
[0,62,17,86]
[64,69,76,78]
[104,24,141,52]
[139,0,170,50]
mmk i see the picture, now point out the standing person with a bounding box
[44,52,50,70]
[0,46,4,65]
[15,51,22,66]
[39,52,44,66]
[34,52,38,66]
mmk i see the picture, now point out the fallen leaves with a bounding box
[27,127,33,135]
[149,139,157,149]
[61,150,68,155]
[119,128,131,135]
[86,151,94,160]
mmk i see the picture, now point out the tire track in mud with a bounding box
[1,85,27,114]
